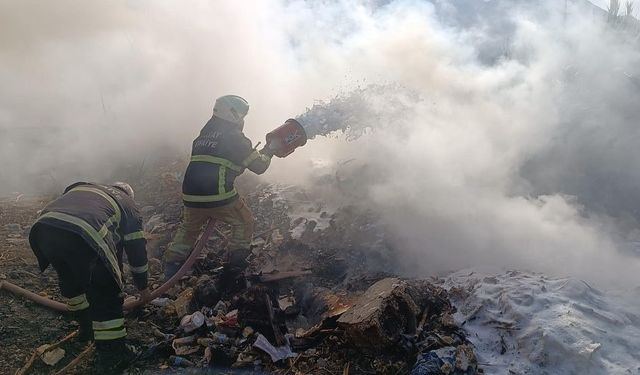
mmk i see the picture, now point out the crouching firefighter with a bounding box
[163,95,273,294]
[28,182,150,371]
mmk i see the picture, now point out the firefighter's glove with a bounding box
[259,145,274,158]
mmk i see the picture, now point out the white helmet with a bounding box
[213,95,249,125]
[113,182,135,199]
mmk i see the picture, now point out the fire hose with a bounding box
[0,219,217,313]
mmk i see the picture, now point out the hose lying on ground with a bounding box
[0,279,68,312]
[0,219,217,313]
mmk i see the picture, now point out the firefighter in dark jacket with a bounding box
[28,181,149,371]
[163,95,272,290]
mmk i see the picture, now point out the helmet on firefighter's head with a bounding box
[213,95,249,126]
[112,182,135,199]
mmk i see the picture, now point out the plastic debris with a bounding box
[169,355,195,367]
[152,327,175,341]
[172,335,199,356]
[221,309,239,327]
[242,326,254,338]
[211,332,229,344]
[252,333,296,362]
[278,296,294,310]
[180,311,205,333]
[214,300,228,315]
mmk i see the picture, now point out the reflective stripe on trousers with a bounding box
[67,293,90,311]
[93,318,126,341]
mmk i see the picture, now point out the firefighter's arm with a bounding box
[240,136,272,175]
[122,217,149,291]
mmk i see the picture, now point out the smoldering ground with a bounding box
[2,0,640,286]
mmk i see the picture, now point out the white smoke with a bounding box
[2,0,639,286]
[283,0,640,286]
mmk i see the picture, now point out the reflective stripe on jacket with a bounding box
[29,182,148,290]
[182,117,271,208]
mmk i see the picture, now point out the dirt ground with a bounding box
[0,195,97,374]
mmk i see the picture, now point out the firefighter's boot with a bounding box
[94,338,136,373]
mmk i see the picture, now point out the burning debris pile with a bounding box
[0,159,481,374]
[115,162,482,375]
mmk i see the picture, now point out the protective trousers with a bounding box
[30,224,126,342]
[164,198,254,263]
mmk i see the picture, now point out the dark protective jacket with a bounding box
[29,182,148,290]
[182,116,272,208]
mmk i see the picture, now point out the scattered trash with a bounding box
[213,300,227,315]
[145,214,167,233]
[1,180,481,374]
[203,346,212,365]
[194,276,220,308]
[150,297,171,307]
[233,351,256,368]
[36,345,65,366]
[148,258,163,275]
[173,287,194,318]
[278,296,295,310]
[440,313,456,328]
[152,327,174,340]
[411,345,477,375]
[337,278,419,350]
[242,326,254,338]
[169,355,195,367]
[172,335,200,356]
[253,333,296,362]
[210,332,229,344]
[180,311,205,333]
[197,337,214,347]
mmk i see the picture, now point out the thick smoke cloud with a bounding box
[284,0,640,286]
[2,0,639,286]
[0,1,306,192]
